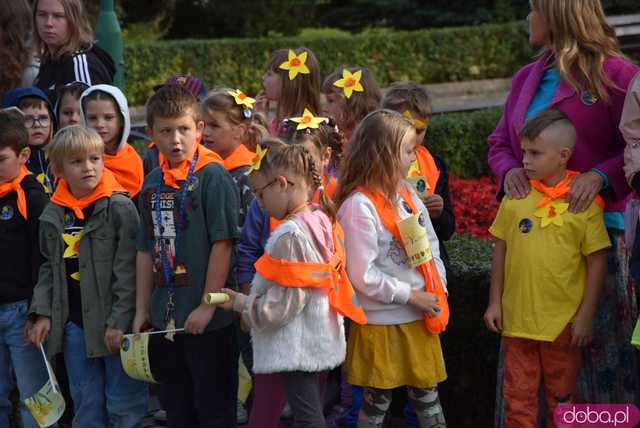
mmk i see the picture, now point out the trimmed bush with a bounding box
[428,107,502,178]
[129,106,503,180]
[441,234,498,427]
[123,22,532,105]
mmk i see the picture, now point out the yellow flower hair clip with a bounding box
[246,144,268,176]
[279,50,310,80]
[403,111,428,130]
[333,69,364,99]
[228,89,255,109]
[228,89,255,118]
[290,108,327,130]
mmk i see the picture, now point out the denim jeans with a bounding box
[63,321,148,428]
[0,300,54,428]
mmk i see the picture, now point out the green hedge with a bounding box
[441,234,498,427]
[124,22,532,105]
[129,106,503,179]
[428,107,502,178]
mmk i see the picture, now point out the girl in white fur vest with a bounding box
[220,138,367,428]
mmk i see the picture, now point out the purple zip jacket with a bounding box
[488,52,639,212]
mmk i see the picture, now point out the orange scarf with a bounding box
[530,170,604,209]
[51,169,126,219]
[104,143,144,198]
[0,165,30,219]
[160,144,223,189]
[255,220,368,325]
[271,175,338,232]
[357,185,449,334]
[410,146,440,196]
[223,144,254,171]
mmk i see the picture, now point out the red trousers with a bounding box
[503,325,582,428]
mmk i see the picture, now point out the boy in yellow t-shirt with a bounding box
[483,109,610,427]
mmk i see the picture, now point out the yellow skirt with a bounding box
[346,320,447,389]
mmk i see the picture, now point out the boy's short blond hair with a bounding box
[146,84,199,128]
[47,125,104,175]
[381,81,432,120]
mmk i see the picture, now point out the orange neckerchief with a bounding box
[104,143,144,198]
[0,165,30,219]
[530,170,604,209]
[271,175,338,232]
[409,146,440,197]
[160,144,223,189]
[255,219,368,325]
[51,169,126,219]
[223,144,254,172]
[357,185,449,334]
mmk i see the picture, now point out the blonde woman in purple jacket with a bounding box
[486,0,639,418]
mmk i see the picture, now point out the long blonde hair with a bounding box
[33,0,94,59]
[265,48,322,125]
[336,110,414,207]
[533,0,622,102]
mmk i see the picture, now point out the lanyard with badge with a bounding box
[153,151,199,339]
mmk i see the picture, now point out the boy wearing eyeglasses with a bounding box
[2,87,56,195]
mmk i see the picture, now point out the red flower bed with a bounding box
[450,175,500,239]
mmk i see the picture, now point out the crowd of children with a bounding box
[1,30,639,428]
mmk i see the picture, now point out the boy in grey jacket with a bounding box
[29,126,148,428]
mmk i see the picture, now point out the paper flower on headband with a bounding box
[228,89,255,118]
[245,144,268,176]
[290,108,327,130]
[279,50,310,80]
[228,89,255,109]
[403,111,427,130]
[333,69,364,99]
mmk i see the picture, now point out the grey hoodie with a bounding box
[79,84,131,151]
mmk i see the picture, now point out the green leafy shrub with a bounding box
[123,22,532,105]
[441,234,498,427]
[428,107,503,178]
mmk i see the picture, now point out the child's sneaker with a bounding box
[237,400,248,424]
[282,402,293,419]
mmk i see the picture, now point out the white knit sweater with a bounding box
[337,186,447,325]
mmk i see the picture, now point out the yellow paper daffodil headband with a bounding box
[403,110,428,131]
[246,144,268,176]
[333,69,364,99]
[290,108,327,131]
[279,50,310,80]
[227,89,255,118]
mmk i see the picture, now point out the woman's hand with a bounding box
[504,168,531,199]
[567,171,604,214]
